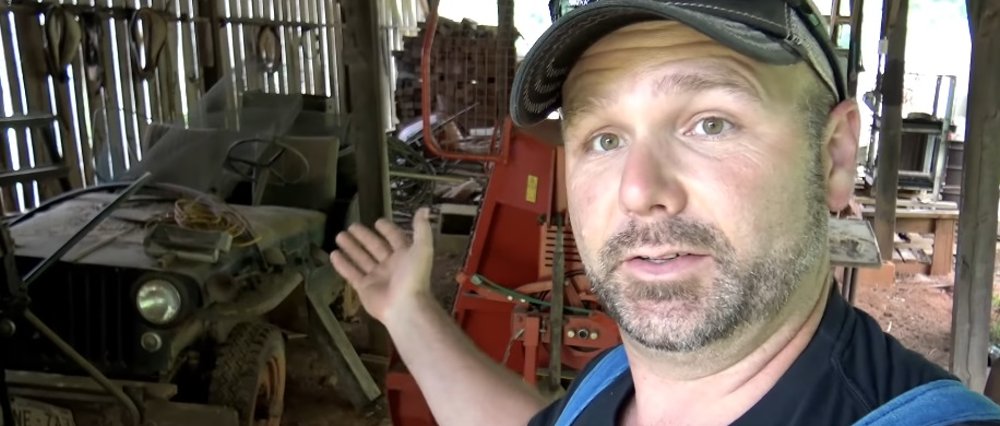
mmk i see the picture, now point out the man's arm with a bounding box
[330,208,548,426]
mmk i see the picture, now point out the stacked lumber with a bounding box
[393,17,517,134]
[892,232,934,264]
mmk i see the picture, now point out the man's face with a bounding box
[561,21,832,352]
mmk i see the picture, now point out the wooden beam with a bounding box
[873,0,908,261]
[341,0,391,226]
[950,0,1000,392]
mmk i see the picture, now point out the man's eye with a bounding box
[589,133,622,152]
[692,117,734,137]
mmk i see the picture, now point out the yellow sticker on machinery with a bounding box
[526,175,538,203]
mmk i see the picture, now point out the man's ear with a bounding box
[823,100,861,212]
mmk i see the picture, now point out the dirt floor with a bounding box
[281,246,467,426]
[282,241,1000,425]
[854,243,1000,369]
[854,273,960,368]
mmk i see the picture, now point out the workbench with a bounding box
[859,202,959,276]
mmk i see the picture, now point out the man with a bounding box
[330,1,1000,424]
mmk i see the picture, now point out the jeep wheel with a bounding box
[209,323,286,426]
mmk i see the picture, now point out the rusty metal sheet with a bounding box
[829,217,882,268]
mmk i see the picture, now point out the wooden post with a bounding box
[949,0,1000,392]
[341,0,391,226]
[339,0,394,377]
[197,0,224,92]
[873,0,908,261]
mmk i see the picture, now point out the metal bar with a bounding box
[931,77,958,198]
[547,214,566,392]
[305,283,382,403]
[22,309,141,426]
[873,0,908,261]
[388,169,470,184]
[218,15,332,29]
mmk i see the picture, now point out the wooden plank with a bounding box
[131,16,153,153]
[219,0,239,126]
[96,11,125,181]
[0,12,36,210]
[329,1,345,109]
[298,0,308,94]
[13,8,71,200]
[873,0,908,261]
[0,166,69,186]
[112,8,142,171]
[894,217,935,234]
[180,0,201,117]
[895,260,929,276]
[196,0,223,93]
[856,195,959,210]
[50,74,85,190]
[341,0,391,226]
[308,0,320,95]
[950,0,1000,392]
[899,248,918,262]
[69,42,96,186]
[930,218,955,276]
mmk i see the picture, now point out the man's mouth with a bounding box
[621,252,709,278]
[635,253,690,263]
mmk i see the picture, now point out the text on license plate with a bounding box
[2,397,76,426]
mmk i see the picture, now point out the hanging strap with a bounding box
[554,345,630,426]
[854,379,1000,426]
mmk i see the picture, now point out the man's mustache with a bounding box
[596,218,731,270]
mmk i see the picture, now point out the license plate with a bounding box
[3,397,76,426]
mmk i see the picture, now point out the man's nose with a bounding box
[618,142,688,217]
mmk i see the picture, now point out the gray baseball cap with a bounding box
[510,0,847,128]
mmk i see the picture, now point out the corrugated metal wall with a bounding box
[0,0,345,215]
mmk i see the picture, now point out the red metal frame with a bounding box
[386,126,621,425]
[419,2,510,164]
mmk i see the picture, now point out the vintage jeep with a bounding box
[0,90,379,426]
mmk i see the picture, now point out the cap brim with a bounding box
[510,0,802,128]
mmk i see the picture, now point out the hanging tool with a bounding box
[42,4,85,189]
[256,25,281,73]
[80,12,104,92]
[42,4,82,83]
[129,7,168,80]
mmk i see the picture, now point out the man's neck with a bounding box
[620,258,833,426]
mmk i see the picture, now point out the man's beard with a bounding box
[584,170,829,353]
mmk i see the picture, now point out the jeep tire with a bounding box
[209,322,286,426]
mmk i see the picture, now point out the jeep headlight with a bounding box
[136,280,182,325]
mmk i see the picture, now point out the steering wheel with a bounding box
[223,138,309,186]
